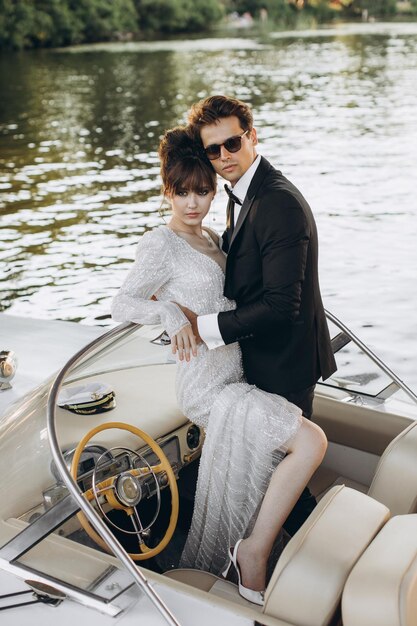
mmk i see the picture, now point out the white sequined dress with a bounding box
[111,225,302,575]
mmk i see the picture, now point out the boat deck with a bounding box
[0,314,104,416]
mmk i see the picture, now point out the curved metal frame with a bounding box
[325,310,417,405]
[46,321,181,626]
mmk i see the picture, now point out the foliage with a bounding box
[228,0,401,20]
[135,0,224,34]
[0,0,37,49]
[258,0,296,23]
[228,0,295,20]
[347,0,397,16]
[0,0,412,50]
[0,0,225,48]
[71,0,138,42]
[306,0,338,20]
[227,0,342,23]
[0,0,139,49]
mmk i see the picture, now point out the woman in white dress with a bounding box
[111,127,327,605]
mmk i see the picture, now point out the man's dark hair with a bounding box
[188,95,253,134]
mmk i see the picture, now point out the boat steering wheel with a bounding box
[70,422,179,560]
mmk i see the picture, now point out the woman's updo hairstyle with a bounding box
[158,126,216,197]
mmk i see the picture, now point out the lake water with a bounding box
[1,22,417,392]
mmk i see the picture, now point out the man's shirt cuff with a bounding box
[197,313,225,350]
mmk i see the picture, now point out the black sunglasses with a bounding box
[204,130,249,161]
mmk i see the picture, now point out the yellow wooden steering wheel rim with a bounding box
[70,421,179,561]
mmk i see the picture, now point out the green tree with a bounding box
[136,0,223,33]
[349,0,397,16]
[303,0,336,21]
[226,0,297,24]
[70,0,138,42]
[0,0,139,50]
[31,0,82,46]
[262,0,295,22]
[0,0,37,49]
[185,0,224,30]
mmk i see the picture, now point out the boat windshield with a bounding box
[321,313,417,405]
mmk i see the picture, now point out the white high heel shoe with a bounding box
[222,539,265,606]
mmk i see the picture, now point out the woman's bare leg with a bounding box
[235,417,327,591]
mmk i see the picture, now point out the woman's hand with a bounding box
[175,303,202,343]
[171,325,198,361]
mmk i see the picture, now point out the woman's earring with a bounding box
[159,196,170,223]
[158,205,167,223]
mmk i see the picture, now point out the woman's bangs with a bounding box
[172,160,215,194]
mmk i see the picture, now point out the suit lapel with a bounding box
[229,193,254,248]
[228,156,272,250]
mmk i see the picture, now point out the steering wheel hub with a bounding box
[116,473,142,507]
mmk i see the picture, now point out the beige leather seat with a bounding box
[263,485,389,626]
[342,515,417,626]
[165,485,390,625]
[367,421,417,515]
[310,420,417,515]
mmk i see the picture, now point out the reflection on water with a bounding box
[1,23,417,390]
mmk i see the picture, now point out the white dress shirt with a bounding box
[197,154,261,349]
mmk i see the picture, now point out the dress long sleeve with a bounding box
[111,229,190,338]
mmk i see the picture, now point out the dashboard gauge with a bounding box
[186,424,201,450]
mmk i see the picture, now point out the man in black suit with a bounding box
[180,95,336,533]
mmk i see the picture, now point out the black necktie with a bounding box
[224,185,242,238]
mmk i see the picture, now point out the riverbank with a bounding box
[2,0,417,52]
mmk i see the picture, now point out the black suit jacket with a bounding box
[219,156,336,395]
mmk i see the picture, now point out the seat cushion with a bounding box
[342,515,417,626]
[368,421,417,515]
[264,485,390,626]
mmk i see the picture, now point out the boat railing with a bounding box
[46,320,181,624]
[325,310,417,406]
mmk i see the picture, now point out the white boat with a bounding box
[1,311,417,626]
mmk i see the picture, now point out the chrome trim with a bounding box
[0,558,127,617]
[0,350,18,391]
[65,360,177,388]
[150,330,171,346]
[0,495,78,562]
[70,322,139,378]
[325,310,417,405]
[45,322,181,625]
